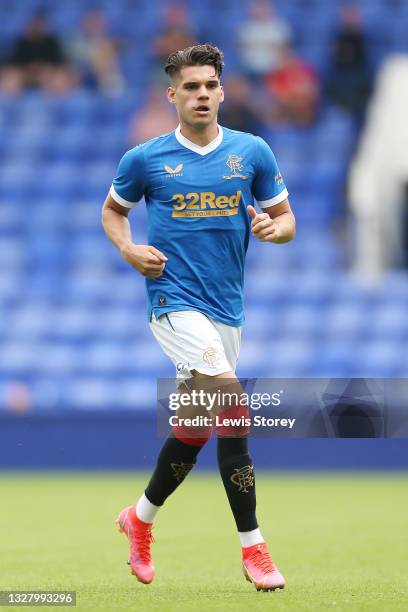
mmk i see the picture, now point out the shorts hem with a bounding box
[176,363,233,380]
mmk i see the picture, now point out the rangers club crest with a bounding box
[230,465,255,493]
[223,154,248,180]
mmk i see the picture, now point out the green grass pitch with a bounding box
[1,472,407,611]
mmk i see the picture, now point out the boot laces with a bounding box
[248,547,275,573]
[133,525,154,564]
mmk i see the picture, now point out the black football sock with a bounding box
[145,435,206,506]
[217,436,258,532]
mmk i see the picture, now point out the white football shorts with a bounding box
[149,310,241,380]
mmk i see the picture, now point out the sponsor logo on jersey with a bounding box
[275,172,283,185]
[171,191,242,217]
[164,163,184,177]
[223,154,248,180]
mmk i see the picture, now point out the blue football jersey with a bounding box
[110,125,288,327]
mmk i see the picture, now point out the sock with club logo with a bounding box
[217,435,258,532]
[144,433,208,508]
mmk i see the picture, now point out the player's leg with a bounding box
[117,387,211,584]
[193,320,286,591]
[215,417,285,590]
[191,369,265,545]
[116,311,219,583]
[116,419,211,584]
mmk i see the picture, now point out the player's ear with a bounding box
[167,86,176,104]
[219,84,224,103]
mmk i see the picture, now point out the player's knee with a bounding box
[215,404,250,437]
[172,423,213,447]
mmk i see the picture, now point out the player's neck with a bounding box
[178,122,219,147]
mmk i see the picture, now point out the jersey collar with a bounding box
[175,124,223,156]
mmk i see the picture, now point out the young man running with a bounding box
[102,44,295,592]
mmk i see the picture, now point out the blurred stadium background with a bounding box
[0,0,408,470]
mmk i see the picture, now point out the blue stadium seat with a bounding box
[1,0,408,409]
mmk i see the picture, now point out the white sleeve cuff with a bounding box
[257,188,289,208]
[109,185,139,208]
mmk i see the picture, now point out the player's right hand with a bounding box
[120,244,168,278]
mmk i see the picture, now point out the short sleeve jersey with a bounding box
[110,125,288,327]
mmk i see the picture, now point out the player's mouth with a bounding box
[194,105,210,115]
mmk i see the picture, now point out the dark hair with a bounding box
[164,44,224,81]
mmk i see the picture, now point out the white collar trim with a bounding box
[175,125,223,155]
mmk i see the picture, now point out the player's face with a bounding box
[167,65,224,129]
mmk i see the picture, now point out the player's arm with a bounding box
[251,136,296,244]
[247,199,296,244]
[102,193,167,279]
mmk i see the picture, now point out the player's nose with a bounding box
[197,86,210,98]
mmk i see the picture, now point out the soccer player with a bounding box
[102,44,295,592]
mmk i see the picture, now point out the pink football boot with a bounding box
[115,505,155,584]
[242,542,285,591]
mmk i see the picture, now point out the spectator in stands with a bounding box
[218,74,264,134]
[325,5,373,120]
[237,0,292,82]
[0,11,75,94]
[264,44,320,126]
[129,85,178,144]
[4,382,32,414]
[65,10,125,95]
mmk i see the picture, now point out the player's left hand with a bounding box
[247,205,281,243]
